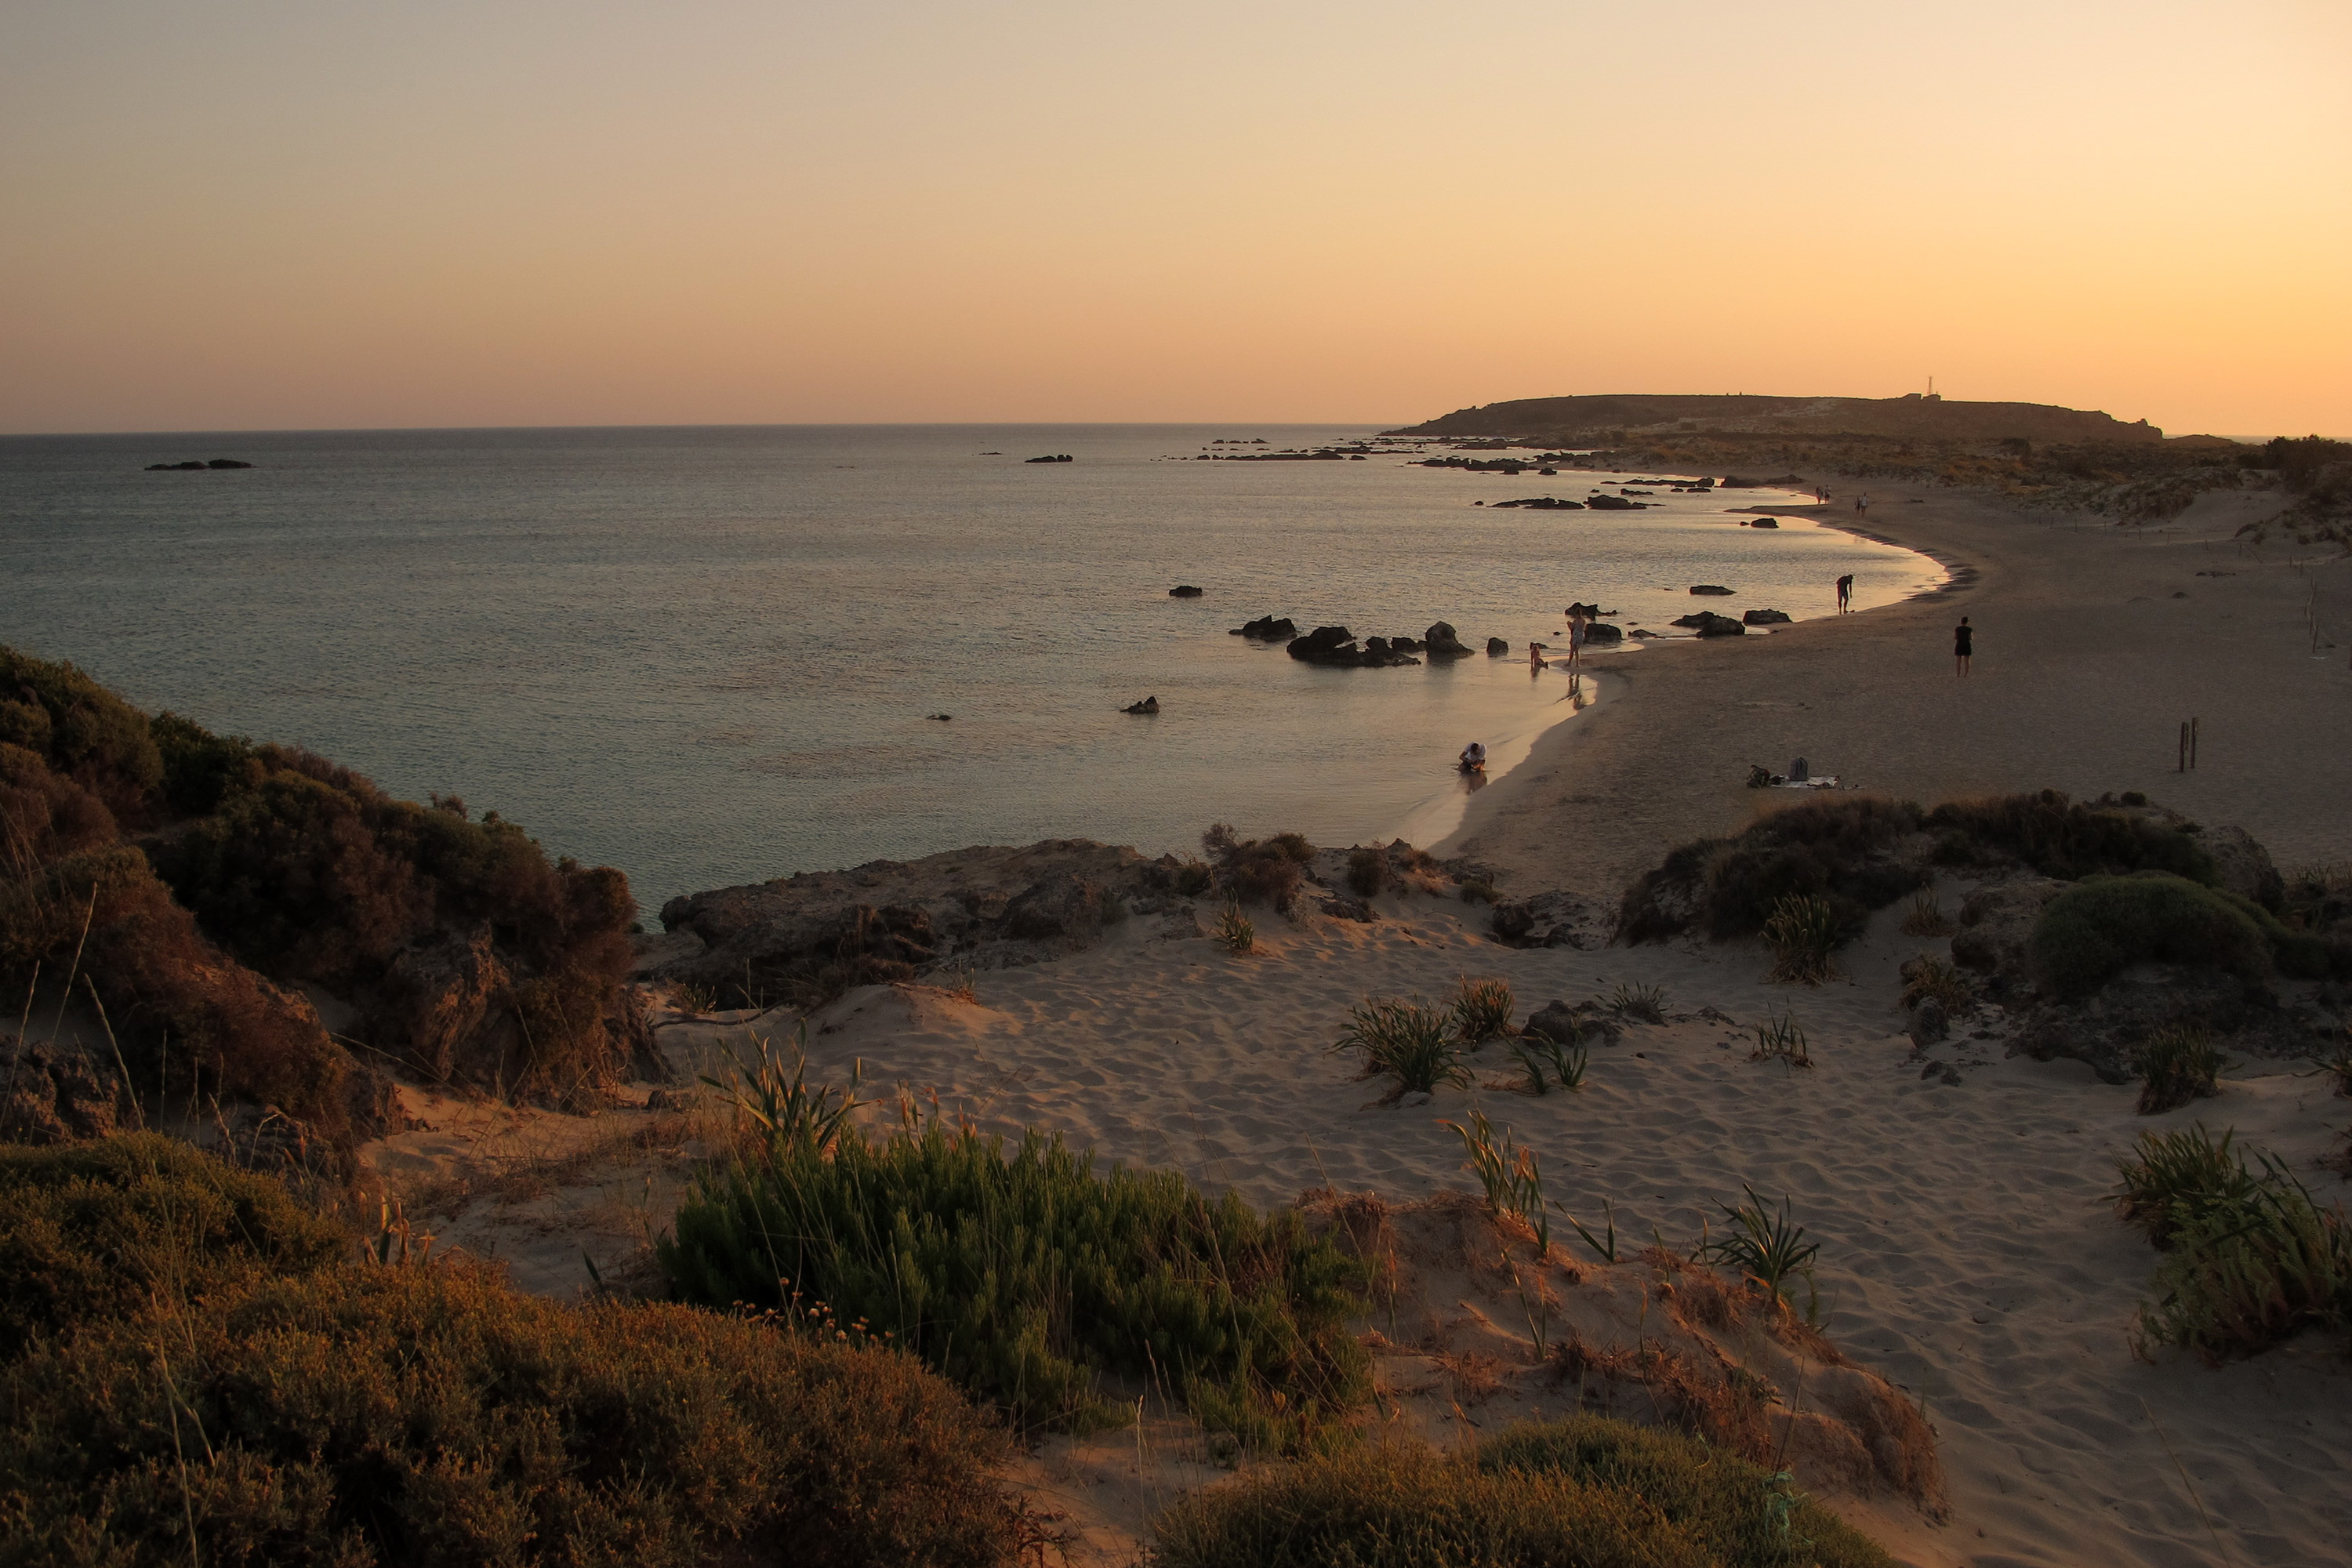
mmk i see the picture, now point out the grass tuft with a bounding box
[1214,903,1256,954]
[1334,997,1468,1098]
[1509,1033,1587,1095]
[1763,894,1839,985]
[1447,975,1515,1044]
[1898,953,1972,1012]
[2132,1025,2230,1115]
[1604,981,1667,1024]
[1750,1011,1812,1069]
[1700,1185,1820,1315]
[1901,889,1957,937]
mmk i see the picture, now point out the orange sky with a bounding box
[3,0,2346,437]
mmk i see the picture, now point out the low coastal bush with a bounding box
[1334,997,1469,1098]
[1150,1415,1899,1568]
[2132,1025,2230,1115]
[1923,790,2218,884]
[662,1050,1371,1446]
[2029,873,2272,998]
[1617,796,1924,946]
[1346,847,1387,898]
[1448,975,1515,1044]
[1203,823,1316,911]
[1763,893,1839,984]
[0,1134,1036,1568]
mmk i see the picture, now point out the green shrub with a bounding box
[0,1133,345,1352]
[1923,790,2218,884]
[660,1116,1370,1446]
[1448,975,1515,1044]
[1763,894,1839,985]
[0,1134,1036,1567]
[1346,848,1387,898]
[1151,1415,1899,1568]
[1617,797,1924,945]
[2029,874,2273,998]
[2132,1025,2230,1115]
[0,645,164,813]
[1334,998,1469,1098]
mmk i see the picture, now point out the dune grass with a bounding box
[2112,1124,2352,1363]
[1447,975,1515,1044]
[1763,894,1839,985]
[1334,997,1469,1098]
[2131,1025,2231,1115]
[1509,1033,1587,1095]
[1606,981,1667,1024]
[1214,902,1256,953]
[1150,1415,1899,1568]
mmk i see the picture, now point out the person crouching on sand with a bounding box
[1460,740,1487,771]
[1955,615,1973,677]
[1528,641,1547,671]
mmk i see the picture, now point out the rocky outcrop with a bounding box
[1948,878,2068,999]
[1689,584,1735,596]
[2202,825,2284,909]
[1580,622,1624,645]
[1741,608,1792,625]
[146,459,252,470]
[656,840,1185,1007]
[1490,890,1610,949]
[1122,695,1160,714]
[1490,496,1585,510]
[1522,1000,1624,1047]
[1588,494,1642,510]
[1231,615,1299,640]
[0,1036,124,1143]
[374,927,516,1087]
[1668,612,1746,637]
[1422,622,1474,659]
[1167,585,1204,597]
[1486,637,1512,655]
[1287,626,1421,667]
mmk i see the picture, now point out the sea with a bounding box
[0,424,1940,910]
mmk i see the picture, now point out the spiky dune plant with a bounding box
[1763,895,1840,985]
[1449,975,1515,1045]
[1334,996,1468,1098]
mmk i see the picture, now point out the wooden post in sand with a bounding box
[2178,722,2188,772]
[2190,717,2199,770]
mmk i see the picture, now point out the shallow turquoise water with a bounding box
[0,423,1936,906]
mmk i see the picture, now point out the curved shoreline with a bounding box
[1433,473,2350,895]
[1432,501,1962,866]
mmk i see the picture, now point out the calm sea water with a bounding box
[0,425,1937,908]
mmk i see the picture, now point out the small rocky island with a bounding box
[146,458,252,470]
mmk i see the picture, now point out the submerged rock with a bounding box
[1168,585,1204,597]
[1742,608,1793,625]
[1231,615,1299,640]
[1122,695,1160,714]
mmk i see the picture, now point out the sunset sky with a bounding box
[4,0,2346,437]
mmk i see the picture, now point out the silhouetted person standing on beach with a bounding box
[1955,615,1973,677]
[1835,574,1853,613]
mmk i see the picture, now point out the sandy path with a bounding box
[655,888,2352,1568]
[1440,483,2352,898]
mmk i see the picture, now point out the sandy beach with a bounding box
[350,474,2352,1568]
[1443,479,2352,898]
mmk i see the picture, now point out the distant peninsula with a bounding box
[1388,392,2195,447]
